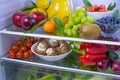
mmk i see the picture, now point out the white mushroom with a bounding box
[46,39,59,47]
[35,41,48,55]
[46,48,58,56]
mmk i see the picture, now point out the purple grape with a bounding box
[111,61,120,74]
[96,58,111,70]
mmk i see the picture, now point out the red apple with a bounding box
[30,12,45,24]
[12,12,26,27]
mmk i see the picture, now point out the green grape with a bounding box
[77,12,85,18]
[64,24,71,29]
[86,16,94,23]
[72,30,77,37]
[64,29,68,34]
[79,8,85,12]
[66,29,72,36]
[73,25,78,30]
[74,17,81,24]
[77,23,83,29]
[81,16,87,24]
[67,21,74,27]
[70,13,77,19]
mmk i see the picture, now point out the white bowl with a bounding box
[87,11,114,20]
[31,42,72,61]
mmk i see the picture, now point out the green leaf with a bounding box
[31,1,37,7]
[83,0,92,7]
[113,10,119,18]
[38,73,57,80]
[107,2,116,11]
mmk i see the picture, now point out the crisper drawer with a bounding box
[2,61,118,80]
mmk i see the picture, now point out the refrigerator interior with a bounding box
[0,0,120,80]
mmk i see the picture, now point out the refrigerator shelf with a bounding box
[1,54,120,79]
[0,25,120,46]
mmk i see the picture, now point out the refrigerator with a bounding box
[0,0,120,80]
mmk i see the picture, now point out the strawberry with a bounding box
[99,9,107,12]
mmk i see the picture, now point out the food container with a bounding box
[87,11,114,20]
[31,42,72,61]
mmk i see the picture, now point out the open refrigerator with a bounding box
[0,0,120,80]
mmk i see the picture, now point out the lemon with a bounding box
[30,8,47,17]
[35,0,49,9]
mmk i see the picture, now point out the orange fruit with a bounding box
[43,20,56,33]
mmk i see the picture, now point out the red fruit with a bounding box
[83,6,87,11]
[93,5,99,11]
[30,12,45,24]
[99,9,107,12]
[12,12,26,27]
[89,6,95,12]
[20,16,35,30]
[99,4,106,9]
[111,61,120,74]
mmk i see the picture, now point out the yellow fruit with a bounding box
[35,0,49,9]
[43,20,56,33]
[30,8,47,17]
[47,0,70,25]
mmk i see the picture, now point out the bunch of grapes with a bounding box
[64,8,94,37]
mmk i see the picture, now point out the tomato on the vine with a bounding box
[21,46,27,52]
[16,52,23,59]
[11,45,19,51]
[26,42,33,49]
[30,37,35,43]
[9,52,16,58]
[29,50,34,56]
[16,40,23,46]
[23,51,30,58]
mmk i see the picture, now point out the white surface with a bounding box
[0,0,31,30]
[31,42,72,61]
[87,11,114,20]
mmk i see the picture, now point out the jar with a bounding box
[47,0,73,25]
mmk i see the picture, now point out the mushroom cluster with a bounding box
[35,39,70,56]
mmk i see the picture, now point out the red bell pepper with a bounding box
[78,42,108,66]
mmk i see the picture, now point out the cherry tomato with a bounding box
[8,49,14,54]
[16,52,23,59]
[30,37,35,43]
[23,51,30,58]
[26,42,33,49]
[29,50,34,56]
[99,4,106,10]
[98,9,107,12]
[21,46,27,52]
[9,52,16,58]
[11,45,19,51]
[16,40,23,46]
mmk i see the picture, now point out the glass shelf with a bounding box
[1,53,120,79]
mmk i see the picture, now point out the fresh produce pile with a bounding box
[9,0,120,78]
[8,37,35,59]
[83,0,116,12]
[64,8,94,37]
[76,42,120,74]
